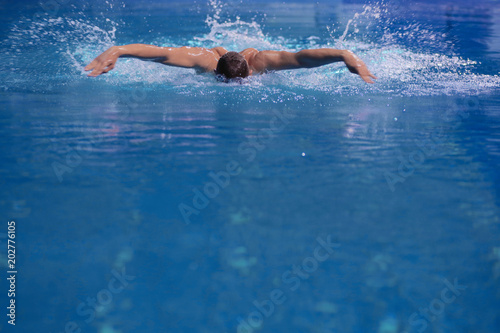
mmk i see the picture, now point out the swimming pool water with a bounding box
[0,0,499,332]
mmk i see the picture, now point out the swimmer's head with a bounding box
[215,52,250,80]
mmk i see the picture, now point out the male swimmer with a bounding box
[84,44,377,83]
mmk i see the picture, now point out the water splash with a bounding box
[192,0,277,51]
[0,1,498,96]
[336,5,380,49]
[1,14,119,91]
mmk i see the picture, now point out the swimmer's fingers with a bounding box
[344,54,377,84]
[101,63,115,74]
[354,66,377,84]
[87,65,105,77]
[84,60,97,71]
[361,72,377,84]
[87,64,104,77]
[85,59,104,77]
[361,76,374,84]
[84,47,119,77]
[87,61,115,77]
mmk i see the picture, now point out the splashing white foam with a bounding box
[1,1,498,96]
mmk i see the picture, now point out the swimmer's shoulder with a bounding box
[239,48,259,57]
[211,47,228,57]
[238,48,261,74]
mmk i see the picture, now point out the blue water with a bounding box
[1,0,499,332]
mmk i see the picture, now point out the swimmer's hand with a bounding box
[343,50,377,84]
[84,46,120,77]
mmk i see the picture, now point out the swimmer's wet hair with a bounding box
[215,51,249,80]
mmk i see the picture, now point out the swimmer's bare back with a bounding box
[84,44,377,83]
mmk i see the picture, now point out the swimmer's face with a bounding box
[215,52,250,81]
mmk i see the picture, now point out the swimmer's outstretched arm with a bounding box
[84,44,223,77]
[252,49,377,83]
